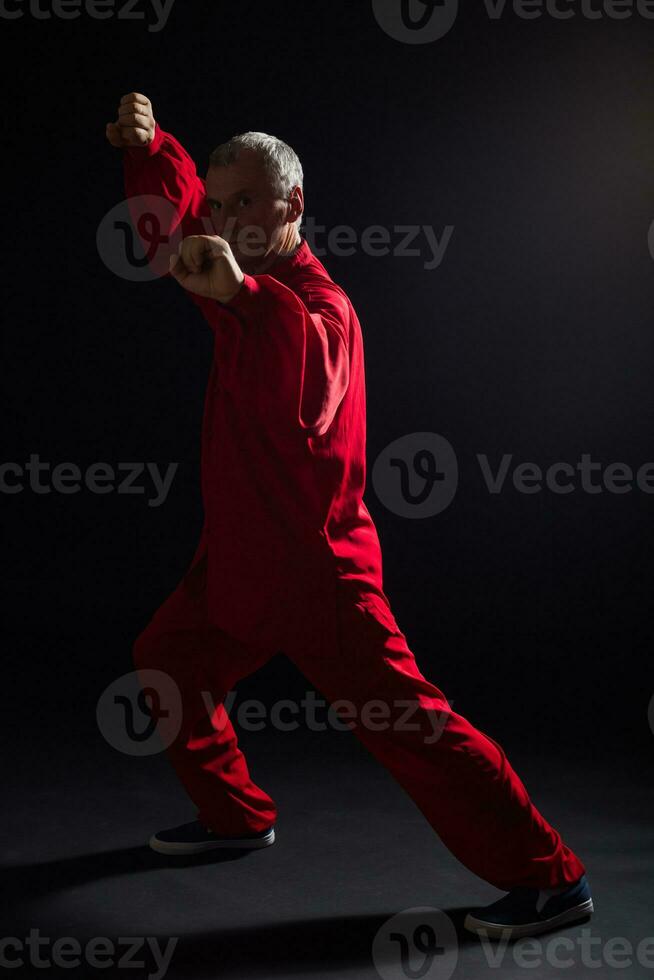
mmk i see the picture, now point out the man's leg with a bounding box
[131,554,278,835]
[290,584,586,893]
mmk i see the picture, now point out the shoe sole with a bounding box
[463,898,594,940]
[148,827,276,855]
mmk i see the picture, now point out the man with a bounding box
[106,92,593,940]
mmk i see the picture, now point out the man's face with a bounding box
[205,149,295,273]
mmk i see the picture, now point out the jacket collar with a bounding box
[264,237,317,282]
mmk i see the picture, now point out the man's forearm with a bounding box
[122,124,211,237]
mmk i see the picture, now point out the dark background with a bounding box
[2,0,653,760]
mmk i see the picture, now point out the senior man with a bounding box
[106,92,593,940]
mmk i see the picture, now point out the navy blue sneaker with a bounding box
[464,875,594,940]
[148,820,275,855]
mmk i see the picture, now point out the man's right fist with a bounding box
[106,93,156,149]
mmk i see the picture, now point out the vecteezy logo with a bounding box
[96,194,183,282]
[372,0,459,43]
[96,669,182,756]
[372,432,458,518]
[401,0,441,29]
[372,907,458,980]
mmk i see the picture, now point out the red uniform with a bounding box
[125,126,586,890]
[124,124,388,652]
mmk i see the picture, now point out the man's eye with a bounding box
[239,197,251,207]
[209,201,221,211]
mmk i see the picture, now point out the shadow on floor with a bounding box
[3,846,595,979]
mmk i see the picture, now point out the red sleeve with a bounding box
[122,122,211,238]
[216,276,350,439]
[122,123,216,321]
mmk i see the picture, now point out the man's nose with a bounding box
[212,209,239,239]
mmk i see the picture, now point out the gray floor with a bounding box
[3,724,653,980]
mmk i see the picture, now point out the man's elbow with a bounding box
[299,359,350,438]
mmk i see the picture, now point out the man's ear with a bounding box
[287,185,304,224]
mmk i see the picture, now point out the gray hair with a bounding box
[209,132,304,232]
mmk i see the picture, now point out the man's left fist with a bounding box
[169,235,245,303]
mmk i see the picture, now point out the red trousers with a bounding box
[132,554,586,892]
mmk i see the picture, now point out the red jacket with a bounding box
[123,126,388,648]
